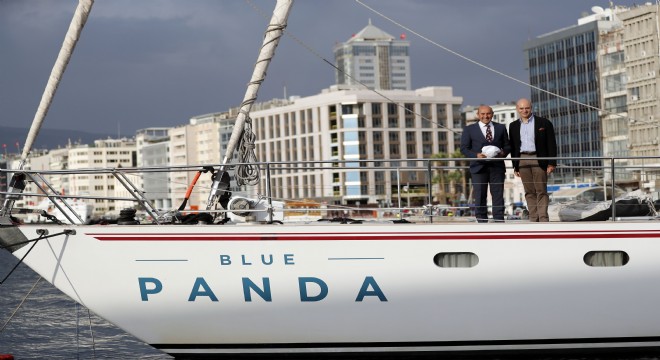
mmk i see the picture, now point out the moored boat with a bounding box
[3,0,660,359]
[3,162,660,358]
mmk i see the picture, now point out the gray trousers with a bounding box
[519,154,549,222]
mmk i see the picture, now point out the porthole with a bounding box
[583,251,629,267]
[434,252,479,268]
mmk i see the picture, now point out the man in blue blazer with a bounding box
[460,105,511,222]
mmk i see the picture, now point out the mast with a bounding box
[206,0,294,210]
[1,0,94,217]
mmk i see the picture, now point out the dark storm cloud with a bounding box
[0,0,640,135]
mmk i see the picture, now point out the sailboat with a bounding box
[3,1,660,359]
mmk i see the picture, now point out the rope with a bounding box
[0,276,42,333]
[0,230,76,251]
[236,115,260,186]
[0,234,43,286]
[86,307,97,359]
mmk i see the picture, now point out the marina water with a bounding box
[0,250,170,359]
[1,249,660,359]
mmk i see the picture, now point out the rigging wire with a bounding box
[0,233,44,286]
[0,276,42,333]
[0,230,76,251]
[76,303,97,359]
[86,308,97,359]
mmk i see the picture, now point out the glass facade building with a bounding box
[524,22,610,178]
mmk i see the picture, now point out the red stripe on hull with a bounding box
[86,231,660,241]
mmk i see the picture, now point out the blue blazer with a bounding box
[460,121,510,173]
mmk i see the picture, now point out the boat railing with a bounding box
[0,155,658,224]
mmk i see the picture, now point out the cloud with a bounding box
[0,0,642,135]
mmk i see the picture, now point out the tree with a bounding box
[431,150,468,205]
[430,152,449,204]
[450,149,468,204]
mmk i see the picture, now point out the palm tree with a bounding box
[431,150,468,205]
[449,149,468,204]
[431,152,449,204]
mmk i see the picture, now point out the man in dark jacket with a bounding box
[460,105,510,222]
[509,98,557,222]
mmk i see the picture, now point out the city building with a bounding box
[333,20,411,90]
[66,138,137,216]
[524,7,621,182]
[463,102,518,127]
[619,4,660,190]
[249,86,463,208]
[168,112,236,210]
[0,158,7,203]
[136,128,171,210]
[597,8,629,184]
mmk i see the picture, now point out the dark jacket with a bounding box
[508,115,557,172]
[460,121,510,174]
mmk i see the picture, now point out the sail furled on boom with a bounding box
[206,0,293,210]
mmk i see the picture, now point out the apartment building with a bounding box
[168,113,236,210]
[249,86,463,208]
[618,4,660,189]
[66,138,137,216]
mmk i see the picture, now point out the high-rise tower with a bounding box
[334,20,411,90]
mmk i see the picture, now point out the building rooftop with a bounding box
[347,20,394,43]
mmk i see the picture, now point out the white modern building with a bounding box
[464,102,518,127]
[66,138,137,216]
[11,139,137,218]
[168,112,237,210]
[248,86,463,208]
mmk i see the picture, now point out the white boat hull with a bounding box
[5,221,660,357]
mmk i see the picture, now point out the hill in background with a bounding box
[0,126,115,155]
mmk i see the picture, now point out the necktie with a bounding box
[485,124,493,142]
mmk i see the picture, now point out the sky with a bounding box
[0,0,643,137]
